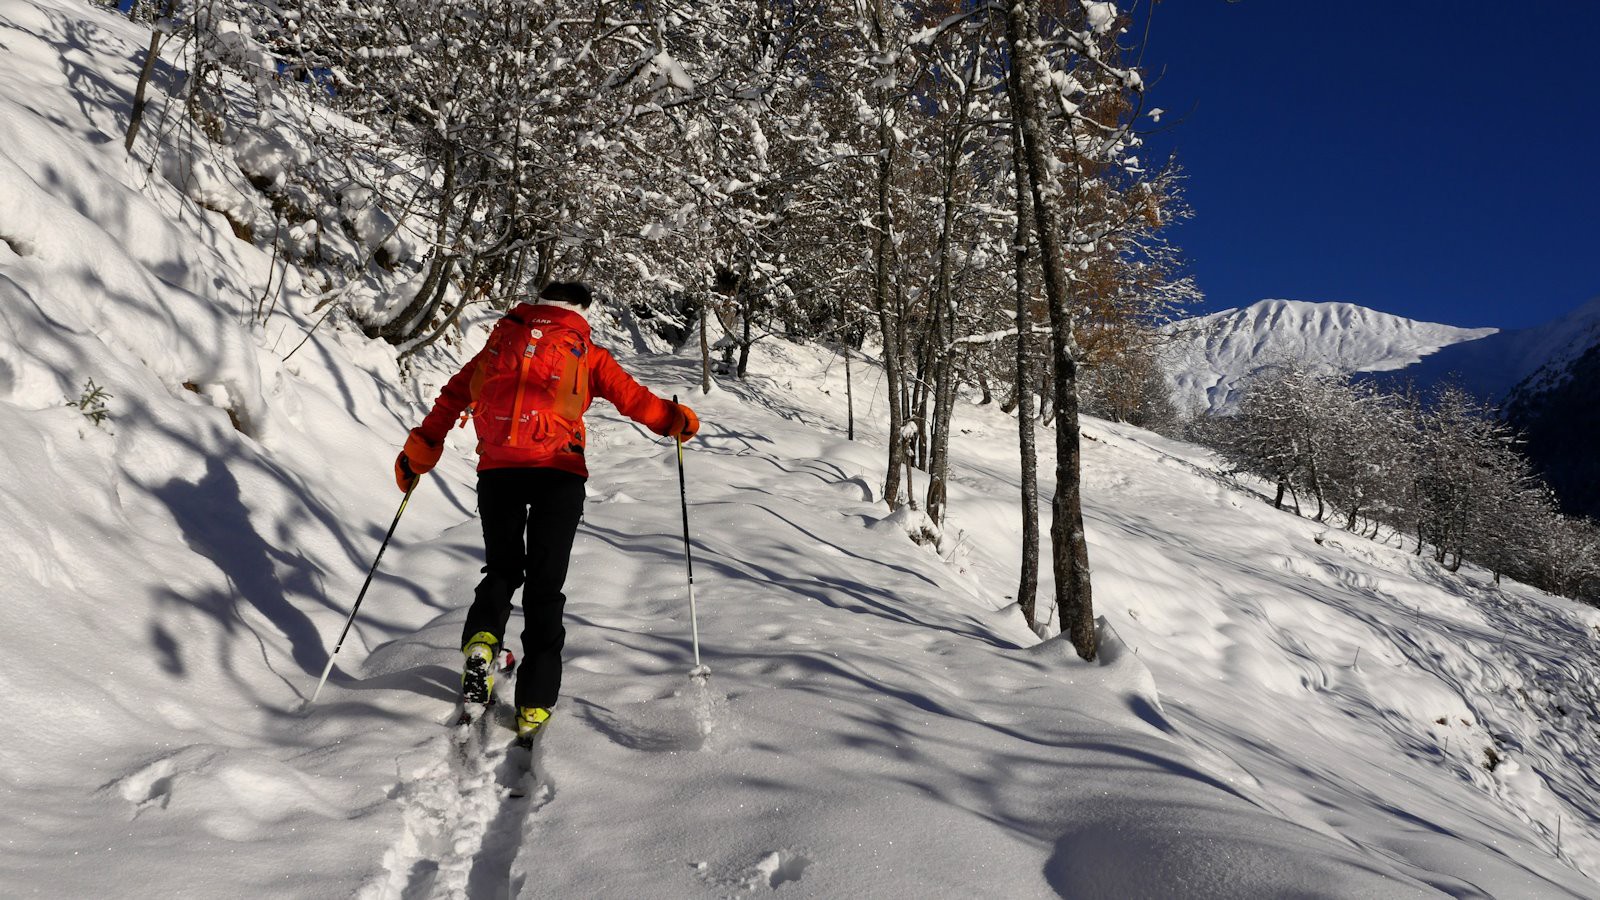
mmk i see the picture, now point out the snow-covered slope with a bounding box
[4,2,1600,898]
[1165,299,1496,414]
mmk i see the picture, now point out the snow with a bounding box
[1164,299,1498,414]
[651,51,696,93]
[1084,1,1119,34]
[3,1,1599,898]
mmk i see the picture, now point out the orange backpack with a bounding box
[463,308,593,456]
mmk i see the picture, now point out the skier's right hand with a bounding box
[670,403,700,443]
[394,428,442,491]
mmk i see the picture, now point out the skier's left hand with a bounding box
[394,428,442,491]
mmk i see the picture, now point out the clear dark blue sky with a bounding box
[1136,1,1600,330]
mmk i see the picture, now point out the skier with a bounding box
[393,281,700,740]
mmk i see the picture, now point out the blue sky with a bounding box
[1136,1,1599,330]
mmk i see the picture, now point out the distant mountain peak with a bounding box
[1164,299,1496,414]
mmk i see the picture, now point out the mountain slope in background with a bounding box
[1381,295,1600,406]
[1503,335,1600,518]
[1163,299,1496,415]
[1402,297,1600,518]
[1165,296,1600,518]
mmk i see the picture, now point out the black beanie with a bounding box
[540,281,593,308]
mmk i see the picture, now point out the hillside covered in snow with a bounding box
[3,2,1600,898]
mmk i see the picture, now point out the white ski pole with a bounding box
[673,396,709,681]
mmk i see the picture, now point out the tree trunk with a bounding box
[1305,448,1326,520]
[873,249,906,507]
[1010,109,1041,633]
[925,357,956,526]
[909,331,932,469]
[379,152,461,343]
[924,46,982,530]
[869,0,905,511]
[124,0,179,153]
[1006,0,1095,660]
[737,311,752,379]
[1037,348,1056,425]
[699,297,712,394]
[844,337,855,441]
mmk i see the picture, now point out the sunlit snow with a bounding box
[1,2,1597,898]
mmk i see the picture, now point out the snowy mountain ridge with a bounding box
[1399,293,1600,404]
[1163,299,1497,414]
[3,1,1600,897]
[1165,295,1600,517]
[1496,297,1600,519]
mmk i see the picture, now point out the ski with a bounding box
[453,650,539,785]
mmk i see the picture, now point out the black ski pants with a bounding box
[461,467,585,710]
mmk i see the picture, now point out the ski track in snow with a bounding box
[361,707,554,900]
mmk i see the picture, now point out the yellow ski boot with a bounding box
[515,706,553,745]
[461,632,498,706]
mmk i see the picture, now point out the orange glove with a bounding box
[670,403,700,443]
[394,429,443,491]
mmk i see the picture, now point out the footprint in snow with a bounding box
[695,849,812,892]
[113,756,180,813]
[749,850,811,888]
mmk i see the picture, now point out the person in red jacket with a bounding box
[394,281,699,740]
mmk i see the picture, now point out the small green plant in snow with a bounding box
[67,378,112,426]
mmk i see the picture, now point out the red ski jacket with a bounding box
[416,303,678,478]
